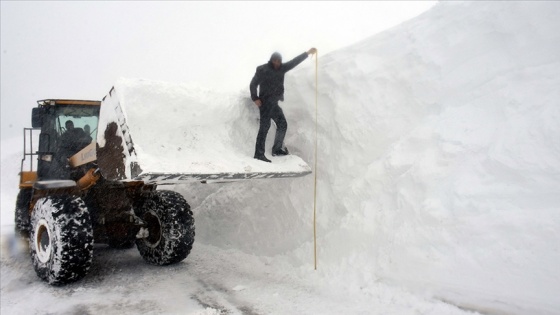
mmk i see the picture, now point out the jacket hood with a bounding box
[269,52,282,62]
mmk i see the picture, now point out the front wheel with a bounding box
[136,190,195,265]
[29,195,93,285]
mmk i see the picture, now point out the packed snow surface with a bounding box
[2,2,560,315]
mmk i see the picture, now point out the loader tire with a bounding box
[15,188,32,237]
[136,190,195,265]
[29,195,93,285]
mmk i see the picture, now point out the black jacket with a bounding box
[250,52,308,102]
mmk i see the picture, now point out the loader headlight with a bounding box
[41,154,53,162]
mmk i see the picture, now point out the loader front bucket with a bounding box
[96,79,311,184]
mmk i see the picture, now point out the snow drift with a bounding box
[1,2,559,314]
[184,2,560,314]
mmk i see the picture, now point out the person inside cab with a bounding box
[83,124,93,143]
[60,120,89,154]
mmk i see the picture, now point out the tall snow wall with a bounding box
[183,2,560,315]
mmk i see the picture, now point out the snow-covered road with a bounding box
[1,229,474,315]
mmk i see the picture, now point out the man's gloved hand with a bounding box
[254,99,262,107]
[307,47,317,55]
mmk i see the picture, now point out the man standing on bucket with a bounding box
[250,48,317,163]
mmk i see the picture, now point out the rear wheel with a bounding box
[29,195,93,285]
[136,190,195,265]
[15,189,32,237]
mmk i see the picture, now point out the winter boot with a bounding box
[272,147,289,156]
[254,155,271,163]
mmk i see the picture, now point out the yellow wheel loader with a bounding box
[15,83,311,285]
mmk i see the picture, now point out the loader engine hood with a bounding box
[97,79,311,184]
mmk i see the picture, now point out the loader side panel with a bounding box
[19,171,38,189]
[97,87,142,181]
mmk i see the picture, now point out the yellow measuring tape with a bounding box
[313,51,318,270]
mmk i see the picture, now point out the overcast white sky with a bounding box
[1,1,436,140]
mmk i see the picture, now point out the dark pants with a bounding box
[254,99,287,157]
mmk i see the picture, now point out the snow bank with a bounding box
[183,2,560,314]
[1,137,25,230]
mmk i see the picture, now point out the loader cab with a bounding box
[31,100,101,180]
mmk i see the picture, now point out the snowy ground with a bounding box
[2,2,560,315]
[1,231,473,315]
